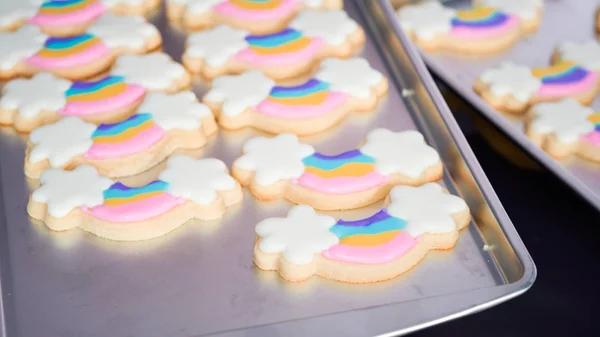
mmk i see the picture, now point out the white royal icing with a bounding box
[138,91,211,130]
[315,58,383,98]
[168,0,223,14]
[111,53,187,91]
[530,99,595,143]
[0,0,41,28]
[289,10,358,46]
[29,117,96,167]
[396,1,456,40]
[186,25,248,67]
[0,73,71,118]
[0,25,47,71]
[102,0,145,8]
[203,70,275,117]
[159,155,237,204]
[87,14,159,50]
[479,62,541,103]
[557,40,600,72]
[32,165,114,218]
[387,183,468,237]
[235,133,315,186]
[302,0,324,9]
[476,0,542,20]
[360,129,441,178]
[255,205,339,265]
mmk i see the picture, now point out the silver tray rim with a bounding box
[0,1,537,336]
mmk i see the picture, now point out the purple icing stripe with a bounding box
[542,67,590,84]
[312,149,363,160]
[336,209,391,227]
[451,12,508,28]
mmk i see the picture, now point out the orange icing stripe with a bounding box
[268,91,329,105]
[103,190,164,206]
[67,82,127,102]
[36,38,100,58]
[339,230,402,247]
[588,113,600,124]
[532,62,576,78]
[92,120,155,144]
[455,7,496,20]
[304,163,376,178]
[229,0,282,10]
[249,37,312,55]
[39,0,98,15]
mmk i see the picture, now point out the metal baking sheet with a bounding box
[397,0,600,210]
[0,1,535,336]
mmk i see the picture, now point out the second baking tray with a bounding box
[393,0,600,210]
[0,1,535,336]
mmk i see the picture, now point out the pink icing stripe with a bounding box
[235,38,324,66]
[293,172,388,194]
[256,92,349,118]
[582,131,600,147]
[213,0,298,21]
[25,43,110,69]
[450,16,519,38]
[84,193,184,223]
[535,73,598,97]
[27,2,107,27]
[323,231,417,264]
[60,85,146,116]
[83,126,165,159]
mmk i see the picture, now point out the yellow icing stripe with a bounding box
[339,230,401,247]
[268,91,329,105]
[104,190,163,206]
[40,1,97,14]
[36,38,99,57]
[230,0,282,10]
[304,162,376,178]
[249,37,312,55]
[92,120,154,144]
[455,7,495,20]
[67,82,127,102]
[531,62,575,77]
[588,113,600,124]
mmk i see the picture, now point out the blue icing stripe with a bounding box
[451,12,508,27]
[45,34,94,49]
[245,29,301,47]
[330,217,406,238]
[302,154,375,170]
[541,67,588,84]
[270,80,329,98]
[103,180,169,199]
[42,0,87,8]
[67,76,124,96]
[92,113,152,138]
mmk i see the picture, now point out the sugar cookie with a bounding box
[525,99,600,162]
[0,17,161,80]
[167,0,342,35]
[203,58,387,135]
[232,129,443,210]
[397,1,526,53]
[182,10,364,80]
[552,40,600,74]
[27,156,242,241]
[0,55,191,133]
[473,0,543,32]
[0,0,162,36]
[253,183,471,282]
[24,92,216,178]
[111,53,192,93]
[474,61,599,114]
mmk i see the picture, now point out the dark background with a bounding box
[410,84,599,337]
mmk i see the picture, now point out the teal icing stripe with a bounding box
[92,113,152,138]
[302,154,375,171]
[330,217,406,238]
[103,181,169,199]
